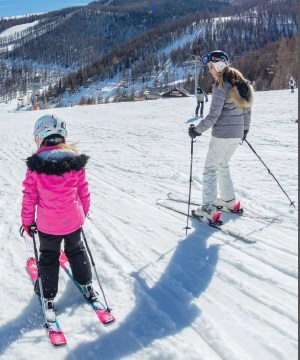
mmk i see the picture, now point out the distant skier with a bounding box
[195,86,208,118]
[188,50,254,222]
[289,76,296,93]
[21,115,97,322]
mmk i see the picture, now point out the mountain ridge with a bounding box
[0,0,298,103]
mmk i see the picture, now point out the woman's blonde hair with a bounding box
[216,66,248,89]
[41,135,79,155]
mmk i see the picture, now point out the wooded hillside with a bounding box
[0,0,298,102]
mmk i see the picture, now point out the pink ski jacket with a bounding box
[21,145,90,235]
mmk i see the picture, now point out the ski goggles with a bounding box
[201,53,229,65]
[201,54,211,65]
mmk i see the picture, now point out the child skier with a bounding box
[195,86,208,118]
[21,114,96,322]
[189,50,254,222]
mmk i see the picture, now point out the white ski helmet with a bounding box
[33,115,68,148]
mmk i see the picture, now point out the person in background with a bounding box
[189,50,254,222]
[195,86,208,118]
[289,77,296,93]
[21,115,97,322]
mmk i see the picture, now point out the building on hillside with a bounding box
[144,87,191,100]
[18,91,33,107]
[144,87,168,100]
[160,88,191,98]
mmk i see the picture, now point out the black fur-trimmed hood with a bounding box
[26,151,89,176]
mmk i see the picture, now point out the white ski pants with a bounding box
[202,137,240,205]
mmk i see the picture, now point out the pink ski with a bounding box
[27,258,67,346]
[59,251,115,325]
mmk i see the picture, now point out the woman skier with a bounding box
[188,50,254,222]
[21,114,96,322]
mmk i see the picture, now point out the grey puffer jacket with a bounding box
[195,81,254,138]
[196,92,207,102]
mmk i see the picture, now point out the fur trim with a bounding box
[229,82,254,109]
[26,153,89,176]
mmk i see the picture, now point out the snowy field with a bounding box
[0,89,298,360]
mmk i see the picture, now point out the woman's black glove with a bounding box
[188,124,201,139]
[242,130,249,141]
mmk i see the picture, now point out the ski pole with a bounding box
[245,139,296,208]
[81,228,112,312]
[32,230,48,325]
[184,135,195,235]
[20,224,48,324]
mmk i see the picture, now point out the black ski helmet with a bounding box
[201,50,230,72]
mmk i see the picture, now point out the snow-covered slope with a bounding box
[0,89,298,360]
[0,21,40,38]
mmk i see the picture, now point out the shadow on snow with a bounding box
[0,296,41,355]
[0,278,80,356]
[66,218,220,359]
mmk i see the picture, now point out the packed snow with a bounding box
[0,89,298,360]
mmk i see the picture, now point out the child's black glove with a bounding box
[20,222,37,238]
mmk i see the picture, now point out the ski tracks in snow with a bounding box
[84,156,298,359]
[0,92,298,359]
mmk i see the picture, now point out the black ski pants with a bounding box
[196,100,204,116]
[34,228,92,299]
